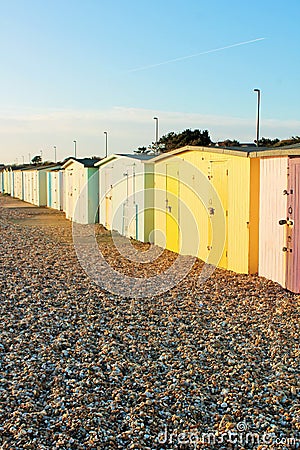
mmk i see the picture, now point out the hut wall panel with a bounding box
[10,172,14,197]
[13,171,24,200]
[286,158,300,293]
[23,171,33,204]
[100,165,113,229]
[48,171,63,211]
[64,166,74,219]
[153,162,167,250]
[259,157,288,287]
[60,171,64,211]
[226,157,251,274]
[47,172,52,208]
[144,163,154,243]
[53,171,61,210]
[3,170,12,195]
[38,171,47,206]
[75,166,88,224]
[87,168,99,224]
[249,159,260,274]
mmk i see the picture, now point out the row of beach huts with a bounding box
[1,145,300,293]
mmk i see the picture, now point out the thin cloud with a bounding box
[1,105,300,133]
[1,106,300,164]
[128,38,266,72]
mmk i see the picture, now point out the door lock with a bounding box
[279,219,294,226]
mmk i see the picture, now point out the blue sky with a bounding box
[0,0,299,163]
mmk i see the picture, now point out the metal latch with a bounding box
[279,219,294,226]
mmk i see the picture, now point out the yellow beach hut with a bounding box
[152,145,260,274]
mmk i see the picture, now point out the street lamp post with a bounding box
[104,131,108,158]
[54,146,57,163]
[253,89,261,146]
[73,140,77,158]
[153,117,159,153]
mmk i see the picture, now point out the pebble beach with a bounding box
[0,194,299,449]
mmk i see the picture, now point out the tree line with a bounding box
[134,129,300,154]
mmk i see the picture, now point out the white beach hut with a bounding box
[22,165,53,207]
[0,167,5,193]
[62,158,101,224]
[12,167,25,200]
[95,154,155,242]
[46,166,64,211]
[3,167,13,195]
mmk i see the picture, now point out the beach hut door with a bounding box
[208,161,228,269]
[166,164,179,253]
[48,173,52,207]
[53,173,58,209]
[105,168,112,230]
[285,158,300,293]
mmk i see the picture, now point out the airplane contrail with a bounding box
[128,37,265,72]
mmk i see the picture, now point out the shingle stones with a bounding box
[0,195,299,449]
